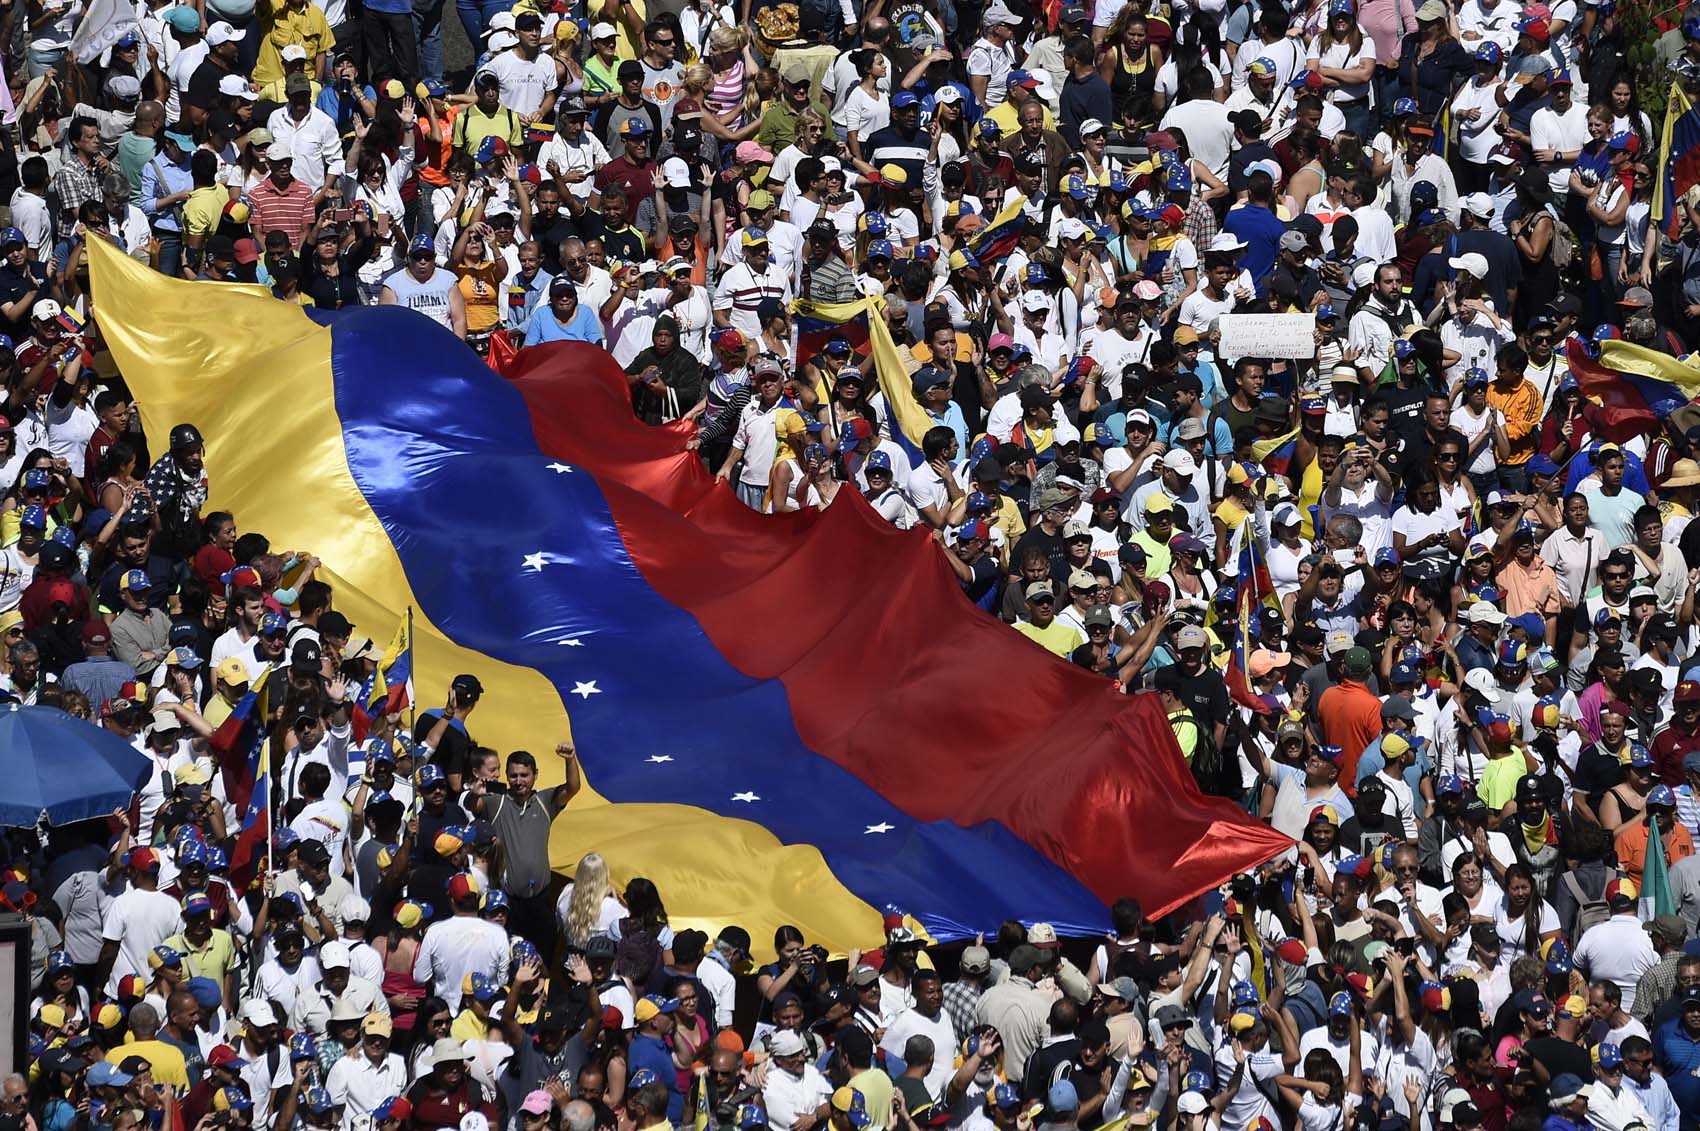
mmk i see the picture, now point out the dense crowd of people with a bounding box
[7,0,1700,1129]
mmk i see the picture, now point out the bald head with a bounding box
[135,101,165,132]
[563,1102,595,1131]
[864,16,892,43]
[710,1048,740,1074]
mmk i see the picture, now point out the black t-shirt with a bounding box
[534,214,580,274]
[1175,666,1231,730]
[1014,525,1067,579]
[0,262,46,340]
[185,58,234,111]
[415,709,475,782]
[1381,382,1429,442]
[573,209,645,262]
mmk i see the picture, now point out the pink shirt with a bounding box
[1359,0,1418,65]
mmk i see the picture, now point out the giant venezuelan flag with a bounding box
[88,239,1291,953]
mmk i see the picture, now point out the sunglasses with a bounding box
[1603,571,1631,580]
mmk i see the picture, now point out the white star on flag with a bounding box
[731,791,760,802]
[865,823,895,834]
[558,635,589,647]
[570,681,600,699]
[548,462,575,474]
[522,552,547,571]
[647,755,673,764]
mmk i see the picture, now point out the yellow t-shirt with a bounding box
[107,1039,190,1092]
[585,0,648,66]
[454,260,504,333]
[183,185,226,239]
[1013,618,1084,657]
[164,928,236,987]
[451,1007,494,1042]
[253,0,335,86]
[987,98,1055,138]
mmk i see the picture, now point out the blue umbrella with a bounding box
[0,704,151,826]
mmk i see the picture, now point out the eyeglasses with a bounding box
[1603,571,1631,580]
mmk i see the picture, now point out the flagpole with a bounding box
[406,606,416,732]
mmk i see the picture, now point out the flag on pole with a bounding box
[229,766,270,893]
[1657,80,1700,240]
[1225,518,1277,713]
[209,689,263,813]
[1642,816,1676,920]
[366,616,415,720]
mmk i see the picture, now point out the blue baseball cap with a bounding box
[1651,784,1677,807]
[891,90,919,109]
[417,763,447,787]
[1437,774,1465,795]
[737,1106,769,1130]
[1598,1043,1624,1069]
[1047,1080,1078,1113]
[408,234,436,255]
[1476,41,1502,64]
[259,612,288,635]
[824,335,851,357]
[482,889,510,913]
[1230,981,1260,1006]
[865,238,893,259]
[1165,166,1193,193]
[89,1062,133,1087]
[0,227,25,248]
[467,973,502,1001]
[990,1085,1021,1111]
[1529,454,1561,476]
[1630,746,1656,769]
[1328,991,1353,1017]
[1464,366,1489,388]
[1066,174,1088,200]
[965,491,993,514]
[866,451,893,473]
[421,78,449,97]
[289,1033,317,1061]
[861,212,888,237]
[22,467,51,491]
[1392,97,1418,116]
[303,1089,335,1115]
[1315,304,1338,321]
[1006,69,1039,90]
[18,504,46,530]
[1391,661,1421,685]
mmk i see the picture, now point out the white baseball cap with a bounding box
[280,43,308,62]
[662,156,691,189]
[1448,252,1490,279]
[1162,449,1198,476]
[1461,191,1495,218]
[590,21,617,38]
[218,73,257,99]
[205,20,239,44]
[31,298,60,322]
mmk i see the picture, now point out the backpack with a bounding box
[615,916,664,991]
[1542,205,1575,273]
[1560,870,1609,937]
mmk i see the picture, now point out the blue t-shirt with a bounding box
[1222,204,1287,289]
[524,302,604,345]
[628,1032,683,1122]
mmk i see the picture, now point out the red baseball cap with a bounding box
[82,620,110,645]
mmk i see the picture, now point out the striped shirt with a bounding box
[248,177,317,249]
[712,262,791,337]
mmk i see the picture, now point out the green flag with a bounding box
[1643,815,1677,919]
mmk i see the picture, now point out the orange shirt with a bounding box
[1316,679,1384,795]
[1614,819,1696,885]
[1495,557,1562,623]
[1486,378,1542,466]
[415,108,459,188]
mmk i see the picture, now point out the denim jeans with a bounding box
[454,0,509,50]
[154,229,182,278]
[412,0,445,86]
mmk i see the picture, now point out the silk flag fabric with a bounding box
[1657,80,1700,240]
[1567,338,1700,442]
[792,295,933,466]
[89,238,1291,950]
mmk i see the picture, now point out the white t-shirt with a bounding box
[843,86,890,145]
[966,37,1015,107]
[1160,99,1235,177]
[1493,897,1560,960]
[1178,287,1238,336]
[1452,78,1505,163]
[101,886,183,995]
[1531,102,1592,193]
[486,49,559,114]
[1306,35,1375,104]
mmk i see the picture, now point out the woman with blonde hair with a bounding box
[677,59,761,151]
[556,851,624,946]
